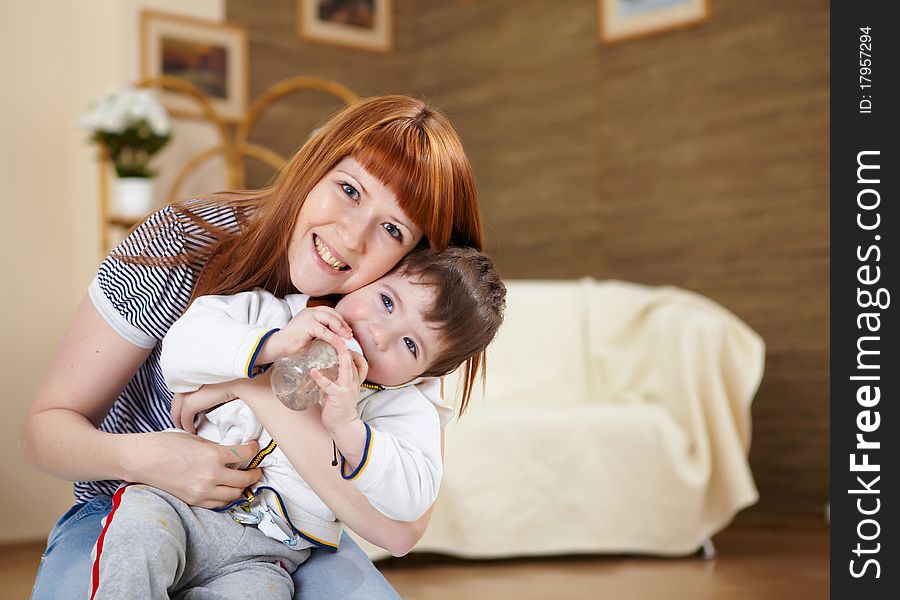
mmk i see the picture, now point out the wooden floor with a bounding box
[3,523,827,599]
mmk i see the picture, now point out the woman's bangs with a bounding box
[354,125,453,250]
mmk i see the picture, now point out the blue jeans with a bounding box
[31,496,400,599]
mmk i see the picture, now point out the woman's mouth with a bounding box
[313,234,350,272]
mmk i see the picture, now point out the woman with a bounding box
[21,95,485,599]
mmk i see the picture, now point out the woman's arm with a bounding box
[19,296,261,507]
[232,373,438,556]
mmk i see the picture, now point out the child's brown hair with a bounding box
[392,246,506,415]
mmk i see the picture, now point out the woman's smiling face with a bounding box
[287,156,424,297]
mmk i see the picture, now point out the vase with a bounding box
[114,177,155,219]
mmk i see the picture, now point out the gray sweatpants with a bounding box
[90,485,310,600]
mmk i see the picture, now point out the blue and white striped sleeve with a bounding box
[88,206,196,349]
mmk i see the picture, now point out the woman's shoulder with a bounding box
[116,200,243,258]
[169,199,244,250]
[177,197,244,229]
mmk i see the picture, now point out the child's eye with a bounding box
[383,223,403,242]
[341,183,360,201]
[404,337,418,358]
[380,293,394,313]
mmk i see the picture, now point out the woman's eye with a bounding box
[404,337,418,358]
[383,223,403,241]
[380,293,394,313]
[341,183,360,201]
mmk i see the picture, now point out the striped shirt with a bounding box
[77,203,242,503]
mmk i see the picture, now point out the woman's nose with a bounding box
[338,211,372,255]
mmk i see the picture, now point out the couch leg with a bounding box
[699,538,717,560]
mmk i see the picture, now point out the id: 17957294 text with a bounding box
[859,27,872,114]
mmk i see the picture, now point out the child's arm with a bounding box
[160,289,294,393]
[162,290,352,394]
[312,343,443,522]
[223,373,439,556]
[338,389,444,523]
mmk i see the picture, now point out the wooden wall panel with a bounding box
[597,1,829,526]
[228,0,829,525]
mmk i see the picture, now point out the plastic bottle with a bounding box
[270,338,363,410]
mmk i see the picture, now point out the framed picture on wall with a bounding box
[140,10,248,121]
[599,0,711,45]
[297,0,393,53]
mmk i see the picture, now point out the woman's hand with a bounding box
[171,382,239,434]
[122,430,261,508]
[257,306,352,364]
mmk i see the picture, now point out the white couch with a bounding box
[353,278,763,559]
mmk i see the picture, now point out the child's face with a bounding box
[335,270,443,387]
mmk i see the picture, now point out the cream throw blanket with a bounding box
[350,278,763,558]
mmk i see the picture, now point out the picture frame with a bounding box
[297,0,393,53]
[598,0,711,45]
[140,10,249,122]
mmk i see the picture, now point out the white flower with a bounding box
[148,112,172,136]
[77,85,173,178]
[78,85,172,135]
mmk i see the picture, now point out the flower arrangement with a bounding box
[78,86,173,178]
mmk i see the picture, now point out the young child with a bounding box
[88,246,506,600]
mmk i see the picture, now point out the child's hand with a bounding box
[311,337,368,436]
[171,381,239,434]
[257,306,352,365]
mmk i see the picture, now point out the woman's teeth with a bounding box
[314,236,348,270]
